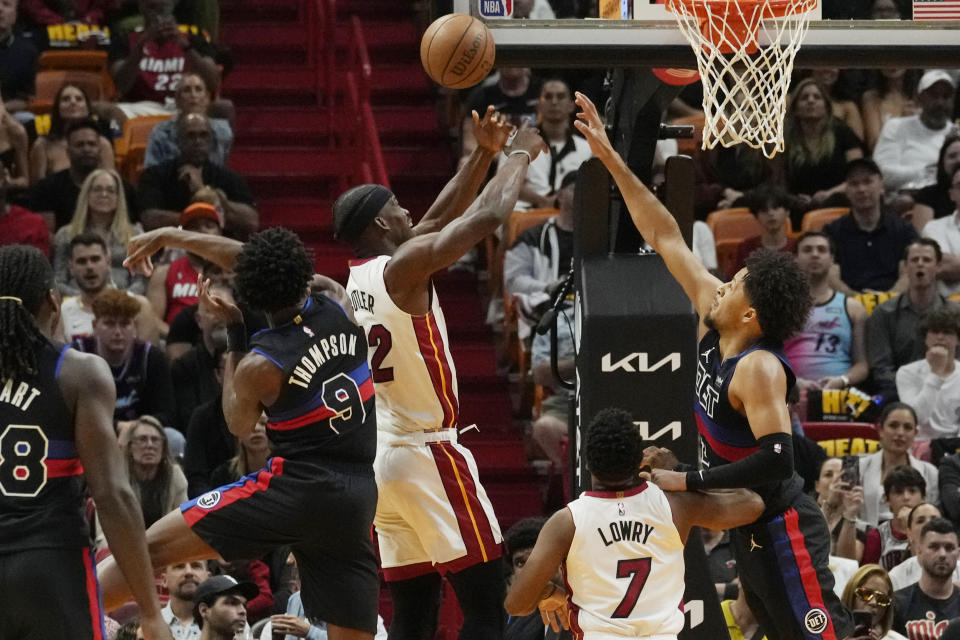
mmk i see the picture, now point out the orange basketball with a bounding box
[420,13,495,90]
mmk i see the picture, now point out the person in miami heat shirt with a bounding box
[334,110,540,640]
[575,92,854,639]
[504,408,763,640]
[0,245,172,640]
[101,227,381,640]
[108,0,218,119]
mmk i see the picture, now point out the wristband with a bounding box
[686,470,705,491]
[509,149,532,164]
[840,374,850,386]
[226,323,248,353]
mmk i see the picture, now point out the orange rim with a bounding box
[666,0,816,53]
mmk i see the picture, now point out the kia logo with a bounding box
[601,352,681,373]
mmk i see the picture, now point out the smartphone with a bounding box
[840,455,860,488]
[852,609,873,629]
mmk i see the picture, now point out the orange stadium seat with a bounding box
[706,207,758,241]
[801,207,849,232]
[38,50,115,100]
[714,238,741,279]
[116,115,173,182]
[31,69,111,114]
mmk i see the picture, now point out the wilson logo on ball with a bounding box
[420,14,496,90]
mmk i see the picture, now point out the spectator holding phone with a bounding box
[841,564,907,640]
[817,457,866,554]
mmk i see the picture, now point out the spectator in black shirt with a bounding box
[30,118,139,230]
[182,359,232,498]
[73,287,175,429]
[138,113,257,234]
[0,0,38,114]
[170,281,229,432]
[912,133,960,230]
[823,158,917,293]
[893,518,960,640]
[460,67,540,166]
[784,78,864,209]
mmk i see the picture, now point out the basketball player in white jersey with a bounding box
[333,119,546,640]
[505,408,764,640]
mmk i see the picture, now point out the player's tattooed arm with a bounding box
[124,227,244,276]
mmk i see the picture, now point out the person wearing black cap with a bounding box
[822,158,918,294]
[193,575,258,640]
[334,119,545,640]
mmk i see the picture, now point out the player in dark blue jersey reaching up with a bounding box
[98,227,379,640]
[0,245,172,640]
[574,93,853,640]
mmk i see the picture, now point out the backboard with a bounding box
[453,0,960,68]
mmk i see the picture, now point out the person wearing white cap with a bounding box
[874,69,957,191]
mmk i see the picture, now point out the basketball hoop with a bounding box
[665,0,817,158]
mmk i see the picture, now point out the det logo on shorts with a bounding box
[197,490,222,510]
[804,608,828,634]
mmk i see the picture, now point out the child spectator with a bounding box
[74,287,175,427]
[861,466,928,569]
[731,186,795,276]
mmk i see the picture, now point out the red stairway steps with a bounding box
[220,2,545,633]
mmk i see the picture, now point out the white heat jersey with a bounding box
[564,482,685,640]
[347,255,460,436]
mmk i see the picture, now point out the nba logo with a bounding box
[479,0,512,18]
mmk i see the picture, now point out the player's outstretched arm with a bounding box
[384,126,546,302]
[573,92,720,320]
[505,507,575,623]
[198,277,280,438]
[666,489,765,542]
[66,351,173,640]
[124,227,244,276]
[415,105,513,235]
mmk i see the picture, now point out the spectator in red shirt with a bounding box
[108,0,219,121]
[731,185,796,277]
[0,165,48,255]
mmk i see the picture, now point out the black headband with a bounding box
[333,184,394,242]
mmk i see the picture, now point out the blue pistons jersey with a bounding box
[249,294,377,466]
[694,329,803,517]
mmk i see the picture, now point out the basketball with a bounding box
[420,13,495,90]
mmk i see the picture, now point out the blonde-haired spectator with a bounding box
[52,168,145,295]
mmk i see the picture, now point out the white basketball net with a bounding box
[666,0,817,158]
